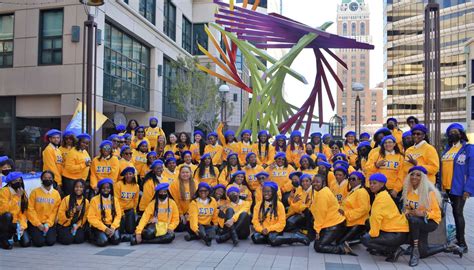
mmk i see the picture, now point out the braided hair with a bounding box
[66,180,86,225]
[258,186,278,225]
[99,183,117,224]
[196,157,216,179]
[153,191,171,219]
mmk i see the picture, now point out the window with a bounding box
[342,23,347,36]
[371,115,377,121]
[351,22,356,36]
[103,22,150,110]
[182,16,192,53]
[0,14,14,68]
[233,93,238,102]
[193,23,207,55]
[163,0,176,41]
[139,0,155,24]
[39,9,63,65]
[360,22,365,35]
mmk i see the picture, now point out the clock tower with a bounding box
[336,0,380,133]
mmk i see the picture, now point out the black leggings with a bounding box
[27,222,56,247]
[285,209,314,234]
[91,227,120,247]
[120,209,137,234]
[448,192,466,245]
[282,191,291,208]
[216,208,251,241]
[0,213,31,247]
[313,222,346,254]
[56,224,86,245]
[407,216,445,258]
[189,224,216,240]
[361,231,407,254]
[140,223,175,244]
[338,225,367,245]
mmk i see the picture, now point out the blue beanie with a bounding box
[227,185,240,195]
[255,171,269,178]
[150,160,164,169]
[263,181,278,191]
[107,134,118,141]
[317,161,332,169]
[446,123,464,134]
[98,178,113,187]
[387,117,397,124]
[181,150,192,158]
[120,146,131,155]
[333,153,347,160]
[99,140,113,149]
[359,132,370,139]
[149,116,158,123]
[258,130,268,137]
[349,171,365,183]
[299,154,313,164]
[165,157,177,165]
[137,140,148,148]
[333,166,348,175]
[291,130,302,138]
[245,152,256,161]
[357,141,371,150]
[411,124,428,134]
[5,171,22,183]
[77,133,91,141]
[46,129,61,137]
[200,153,211,160]
[289,171,303,179]
[155,182,169,191]
[275,134,287,141]
[333,160,349,169]
[63,130,75,137]
[369,173,387,184]
[227,152,238,160]
[194,130,204,137]
[120,166,136,176]
[374,127,390,136]
[207,132,218,139]
[0,156,8,163]
[408,166,428,175]
[311,132,322,138]
[198,182,211,190]
[163,151,174,158]
[147,151,157,158]
[116,124,126,132]
[274,152,286,160]
[322,134,332,140]
[241,129,251,136]
[299,173,313,182]
[380,135,396,145]
[224,130,235,138]
[231,170,245,178]
[123,134,132,140]
[402,131,412,138]
[345,131,356,137]
[213,184,226,191]
[316,153,327,162]
[135,126,145,132]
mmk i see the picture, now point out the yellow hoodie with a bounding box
[403,141,440,184]
[114,181,139,213]
[62,148,91,180]
[57,195,89,227]
[217,199,251,228]
[287,186,312,217]
[404,190,441,224]
[135,198,179,234]
[244,164,264,191]
[0,187,28,229]
[252,200,286,233]
[188,197,219,233]
[341,186,370,227]
[310,186,345,233]
[169,179,198,215]
[369,190,409,237]
[42,143,63,185]
[366,151,405,192]
[266,165,295,193]
[27,186,61,227]
[87,195,123,231]
[90,155,120,189]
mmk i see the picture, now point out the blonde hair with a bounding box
[402,170,442,211]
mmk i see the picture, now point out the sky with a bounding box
[274,0,384,122]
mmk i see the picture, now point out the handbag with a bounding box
[155,221,168,237]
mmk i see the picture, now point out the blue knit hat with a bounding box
[181,150,192,158]
[99,140,113,149]
[408,166,427,175]
[333,160,349,169]
[299,154,313,164]
[402,131,412,138]
[255,171,269,179]
[274,152,286,160]
[322,134,332,140]
[120,166,136,176]
[63,130,75,137]
[120,145,131,155]
[155,183,169,191]
[317,161,332,169]
[194,130,204,137]
[311,132,322,138]
[98,178,113,187]
[135,126,145,132]
[107,134,118,141]
[333,166,348,175]
[0,156,8,163]
[224,130,235,138]
[299,173,312,182]
[207,132,218,139]
[227,152,238,160]
[258,130,268,137]
[5,171,22,184]
[116,124,126,132]
[227,185,240,195]
[77,133,91,140]
[150,160,164,169]
[241,129,251,136]
[380,135,396,145]
[333,153,347,160]
[231,170,245,178]
[275,134,287,141]
[345,131,356,137]
[374,127,390,136]
[165,157,177,165]
[359,132,370,139]
[200,153,211,160]
[291,130,302,138]
[213,184,226,191]
[263,181,278,191]
[198,182,211,190]
[46,129,61,138]
[411,124,428,134]
[123,134,132,140]
[149,116,158,123]
[137,140,148,148]
[316,153,327,162]
[289,171,303,179]
[369,173,387,184]
[446,123,464,134]
[349,171,365,183]
[147,151,157,159]
[357,141,371,150]
[163,151,174,158]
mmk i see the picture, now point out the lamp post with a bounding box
[219,84,230,123]
[352,82,364,137]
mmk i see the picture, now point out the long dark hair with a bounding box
[153,191,170,218]
[300,156,315,170]
[121,171,138,185]
[273,138,286,152]
[289,135,304,151]
[447,130,469,148]
[99,184,117,224]
[126,119,139,134]
[310,136,323,154]
[228,173,250,189]
[196,158,217,179]
[355,145,372,171]
[258,134,270,158]
[75,138,88,151]
[61,134,77,148]
[66,180,86,225]
[220,156,241,180]
[258,187,279,224]
[178,132,191,148]
[8,178,28,213]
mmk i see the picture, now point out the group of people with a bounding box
[0,116,472,267]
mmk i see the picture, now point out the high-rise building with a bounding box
[384,0,474,130]
[336,0,383,133]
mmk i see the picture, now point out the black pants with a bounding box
[361,231,407,254]
[407,216,445,258]
[282,191,291,208]
[91,226,120,247]
[189,224,216,240]
[120,209,137,234]
[313,222,346,254]
[448,192,466,245]
[0,213,31,247]
[175,220,193,234]
[56,224,86,245]
[338,225,366,245]
[251,232,281,246]
[61,177,77,197]
[140,223,175,244]
[27,222,56,247]
[216,208,251,241]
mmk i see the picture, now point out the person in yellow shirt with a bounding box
[87,178,122,247]
[185,182,219,246]
[329,166,349,204]
[142,151,159,179]
[328,141,344,163]
[299,155,318,177]
[145,117,165,151]
[204,133,224,167]
[126,119,139,137]
[343,131,359,167]
[359,132,370,143]
[243,152,265,192]
[132,141,149,180]
[215,186,251,246]
[169,165,197,232]
[131,183,179,245]
[177,132,191,152]
[162,157,179,184]
[288,171,303,191]
[266,152,295,206]
[252,130,275,168]
[218,153,241,186]
[123,133,132,147]
[0,155,14,185]
[361,173,409,263]
[310,174,355,255]
[0,172,31,249]
[190,130,205,163]
[59,130,76,163]
[355,141,371,174]
[322,134,333,159]
[286,130,306,168]
[62,133,91,196]
[366,135,405,200]
[402,166,463,266]
[251,181,309,246]
[130,126,150,150]
[227,171,252,203]
[309,132,326,155]
[115,167,140,240]
[42,129,64,189]
[27,171,61,247]
[177,151,197,174]
[90,140,120,192]
[403,124,439,184]
[253,171,283,205]
[238,130,253,165]
[387,118,404,153]
[164,133,179,159]
[139,160,164,213]
[155,135,166,159]
[194,153,220,186]
[57,180,89,245]
[119,145,135,176]
[286,174,313,237]
[217,122,240,164]
[339,171,370,245]
[274,134,287,153]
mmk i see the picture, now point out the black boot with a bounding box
[198,226,211,246]
[447,244,465,258]
[121,233,132,242]
[409,246,420,267]
[293,232,310,246]
[0,239,12,250]
[458,241,468,254]
[230,229,239,246]
[130,235,138,246]
[184,233,198,241]
[215,232,231,244]
[385,247,403,262]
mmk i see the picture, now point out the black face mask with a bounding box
[2,169,11,176]
[158,194,168,200]
[292,181,300,188]
[229,194,239,203]
[10,182,22,190]
[150,122,157,128]
[403,140,414,150]
[42,180,54,187]
[101,191,110,198]
[306,150,313,155]
[448,134,460,143]
[387,124,395,130]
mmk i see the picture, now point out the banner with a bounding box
[65,101,108,136]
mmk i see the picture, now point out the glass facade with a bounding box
[193,23,207,55]
[182,16,192,53]
[0,14,14,68]
[139,0,156,24]
[163,0,176,41]
[162,56,182,119]
[384,0,473,122]
[39,9,63,65]
[0,97,14,157]
[103,22,150,111]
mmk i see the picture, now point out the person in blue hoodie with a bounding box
[441,123,474,253]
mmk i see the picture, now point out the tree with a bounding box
[169,56,223,134]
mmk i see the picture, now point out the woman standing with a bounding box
[252,130,275,168]
[164,133,179,158]
[343,131,359,167]
[286,131,305,169]
[57,180,89,245]
[87,178,122,247]
[194,154,220,186]
[132,183,179,245]
[59,130,76,162]
[266,152,295,206]
[139,160,164,213]
[90,140,120,192]
[190,130,206,163]
[132,141,149,181]
[62,133,91,196]
[0,172,31,249]
[238,130,253,165]
[115,167,140,240]
[145,117,165,151]
[441,123,473,253]
[402,166,463,266]
[169,166,197,232]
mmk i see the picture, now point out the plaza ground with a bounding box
[0,200,473,270]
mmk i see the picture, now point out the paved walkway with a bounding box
[1,200,473,270]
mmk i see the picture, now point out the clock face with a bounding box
[349,2,359,11]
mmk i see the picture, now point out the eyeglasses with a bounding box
[123,152,132,156]
[348,177,358,182]
[257,177,266,180]
[102,145,112,151]
[412,132,424,136]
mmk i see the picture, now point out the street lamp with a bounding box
[352,82,364,137]
[219,84,230,123]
